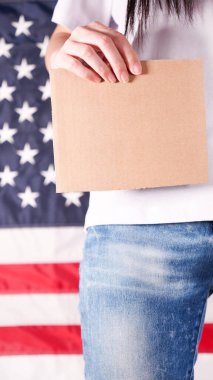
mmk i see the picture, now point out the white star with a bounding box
[15,101,37,123]
[0,123,17,144]
[17,143,39,165]
[36,35,49,58]
[0,38,14,58]
[62,192,84,207]
[11,15,33,37]
[39,122,53,143]
[0,166,18,187]
[39,79,51,101]
[18,186,39,208]
[0,80,16,102]
[41,164,56,185]
[14,58,36,80]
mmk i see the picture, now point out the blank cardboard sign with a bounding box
[49,59,209,192]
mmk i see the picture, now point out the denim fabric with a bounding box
[79,221,213,380]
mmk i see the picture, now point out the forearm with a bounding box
[45,25,71,72]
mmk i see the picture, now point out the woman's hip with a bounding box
[81,221,213,295]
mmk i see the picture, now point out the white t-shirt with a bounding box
[52,0,213,232]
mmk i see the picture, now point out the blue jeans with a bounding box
[79,221,213,380]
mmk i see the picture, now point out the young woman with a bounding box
[46,1,213,378]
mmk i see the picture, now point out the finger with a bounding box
[87,22,142,75]
[51,51,102,83]
[110,32,142,75]
[70,26,130,83]
[62,39,117,83]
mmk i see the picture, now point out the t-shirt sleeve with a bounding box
[51,0,113,30]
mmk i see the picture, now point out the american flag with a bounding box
[0,0,212,379]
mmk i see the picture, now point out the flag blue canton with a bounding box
[0,0,89,227]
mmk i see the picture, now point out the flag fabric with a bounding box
[0,0,212,379]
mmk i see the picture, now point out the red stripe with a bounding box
[0,325,82,355]
[198,324,213,353]
[0,263,79,294]
[0,323,212,355]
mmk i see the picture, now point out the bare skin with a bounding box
[45,21,142,83]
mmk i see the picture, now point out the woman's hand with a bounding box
[50,21,142,83]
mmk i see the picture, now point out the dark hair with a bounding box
[124,0,196,46]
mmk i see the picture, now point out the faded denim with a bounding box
[79,221,213,380]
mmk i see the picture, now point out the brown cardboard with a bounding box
[49,59,209,192]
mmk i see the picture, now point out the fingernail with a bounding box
[132,62,142,75]
[108,73,117,83]
[94,76,102,83]
[120,71,129,83]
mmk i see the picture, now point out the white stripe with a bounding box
[205,296,213,323]
[0,227,86,263]
[0,355,85,380]
[0,353,212,380]
[0,294,80,326]
[0,292,211,326]
[195,354,213,380]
